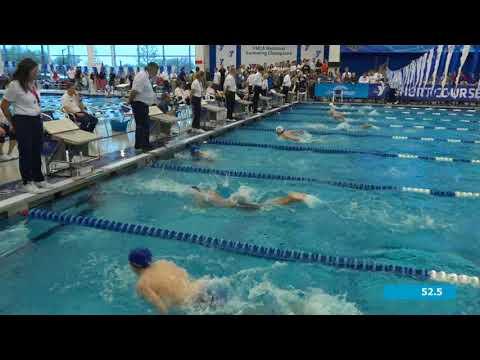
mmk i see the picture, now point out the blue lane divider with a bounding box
[26,208,430,281]
[150,162,480,199]
[237,127,480,146]
[27,208,480,287]
[269,117,478,133]
[206,139,480,165]
[290,110,480,124]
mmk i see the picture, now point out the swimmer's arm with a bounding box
[138,285,168,314]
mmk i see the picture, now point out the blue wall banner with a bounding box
[341,45,437,53]
[398,85,480,100]
[314,83,370,98]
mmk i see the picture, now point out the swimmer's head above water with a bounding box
[129,248,153,272]
[190,146,201,156]
[276,126,285,135]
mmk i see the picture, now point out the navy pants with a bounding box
[191,96,202,129]
[11,115,45,185]
[131,101,150,149]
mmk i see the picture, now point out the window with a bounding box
[1,45,196,71]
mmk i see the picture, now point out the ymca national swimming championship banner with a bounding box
[216,45,236,69]
[398,85,480,100]
[314,83,370,98]
[241,45,297,66]
[301,45,324,62]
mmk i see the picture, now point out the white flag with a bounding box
[431,45,444,90]
[455,45,471,87]
[441,45,455,91]
[423,48,434,87]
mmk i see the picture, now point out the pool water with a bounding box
[1,103,479,315]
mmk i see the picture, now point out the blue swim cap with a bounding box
[190,146,200,155]
[128,248,152,269]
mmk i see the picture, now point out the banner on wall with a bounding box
[341,45,438,53]
[216,45,236,69]
[314,83,370,98]
[241,45,297,65]
[398,85,480,100]
[301,45,324,63]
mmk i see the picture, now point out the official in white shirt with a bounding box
[252,66,264,113]
[247,72,255,95]
[224,68,237,121]
[213,69,221,87]
[282,71,292,101]
[190,71,204,130]
[358,73,370,84]
[128,62,159,151]
[0,58,53,193]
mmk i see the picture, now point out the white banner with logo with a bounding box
[300,45,324,63]
[241,45,297,66]
[216,45,236,69]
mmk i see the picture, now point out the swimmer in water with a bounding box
[275,126,305,142]
[189,145,213,161]
[189,186,261,209]
[188,186,312,210]
[328,102,346,122]
[129,248,226,314]
[361,123,373,129]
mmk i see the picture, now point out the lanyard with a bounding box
[30,86,40,105]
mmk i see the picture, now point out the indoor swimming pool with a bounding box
[0,103,479,315]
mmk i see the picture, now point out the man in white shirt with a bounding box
[247,71,255,95]
[282,71,292,101]
[128,62,159,151]
[190,70,204,131]
[252,66,264,113]
[61,85,98,132]
[341,67,352,82]
[224,68,237,121]
[358,73,369,84]
[213,68,221,88]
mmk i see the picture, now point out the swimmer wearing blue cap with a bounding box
[189,145,213,161]
[275,126,305,142]
[129,248,226,314]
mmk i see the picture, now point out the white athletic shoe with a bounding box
[0,154,12,161]
[35,181,55,189]
[22,182,45,194]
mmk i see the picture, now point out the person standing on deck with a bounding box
[128,62,159,151]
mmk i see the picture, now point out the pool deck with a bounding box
[0,102,297,218]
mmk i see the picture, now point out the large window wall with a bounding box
[1,45,195,71]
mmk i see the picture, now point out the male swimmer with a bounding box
[275,126,305,142]
[129,248,226,314]
[188,185,313,210]
[189,145,214,161]
[328,102,346,122]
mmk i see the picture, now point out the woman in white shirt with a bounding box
[0,58,53,193]
[190,71,204,131]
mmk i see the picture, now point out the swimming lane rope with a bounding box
[269,117,478,133]
[206,139,480,166]
[150,163,480,199]
[237,127,480,146]
[26,208,480,288]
